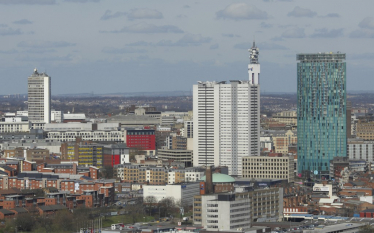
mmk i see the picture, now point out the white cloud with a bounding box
[155,34,211,47]
[359,17,374,30]
[103,22,183,34]
[127,8,163,20]
[281,28,305,38]
[216,3,269,20]
[287,6,316,18]
[310,28,344,38]
[176,34,211,46]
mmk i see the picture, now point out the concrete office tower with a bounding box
[248,41,261,156]
[193,42,261,176]
[297,53,347,179]
[28,68,51,129]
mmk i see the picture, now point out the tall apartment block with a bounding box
[28,68,51,129]
[193,42,260,176]
[297,53,347,179]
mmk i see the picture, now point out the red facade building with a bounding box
[126,129,155,152]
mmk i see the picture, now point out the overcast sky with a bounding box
[0,0,373,95]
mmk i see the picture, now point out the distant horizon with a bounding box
[2,89,374,98]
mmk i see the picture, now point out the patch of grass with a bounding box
[102,215,154,228]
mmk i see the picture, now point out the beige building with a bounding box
[193,187,283,224]
[356,120,374,140]
[272,110,297,126]
[242,156,294,183]
[272,130,297,154]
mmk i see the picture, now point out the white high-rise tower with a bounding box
[28,68,51,129]
[193,42,260,176]
[248,41,260,156]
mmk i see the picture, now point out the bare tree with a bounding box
[159,197,176,219]
[125,200,144,224]
[144,196,157,216]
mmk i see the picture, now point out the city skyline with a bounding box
[0,0,373,95]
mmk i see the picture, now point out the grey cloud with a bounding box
[156,34,211,47]
[17,55,73,62]
[260,22,273,28]
[103,22,183,33]
[210,44,219,50]
[13,19,32,24]
[18,41,76,48]
[234,42,288,50]
[259,42,288,50]
[216,3,269,20]
[287,6,316,18]
[281,28,305,38]
[102,47,147,54]
[127,8,163,20]
[0,49,18,54]
[64,0,99,2]
[271,36,284,41]
[0,28,22,36]
[310,28,343,38]
[176,34,211,46]
[24,48,56,54]
[0,0,55,4]
[350,53,374,60]
[349,29,374,38]
[127,41,150,46]
[222,33,240,38]
[359,17,374,30]
[101,10,126,20]
[263,0,293,2]
[0,24,7,27]
[324,13,340,18]
[176,14,188,19]
[183,5,190,8]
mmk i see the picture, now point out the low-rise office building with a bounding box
[242,156,294,183]
[143,182,200,205]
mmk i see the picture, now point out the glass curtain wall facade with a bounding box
[297,53,346,179]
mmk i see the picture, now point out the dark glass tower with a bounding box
[297,53,347,179]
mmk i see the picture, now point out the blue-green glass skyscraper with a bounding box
[297,53,346,179]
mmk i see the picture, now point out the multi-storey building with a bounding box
[125,129,156,155]
[271,130,297,154]
[272,110,297,126]
[103,143,129,167]
[28,69,51,129]
[297,53,347,179]
[356,120,374,140]
[193,187,283,226]
[157,149,193,167]
[78,145,103,168]
[242,156,294,182]
[347,138,374,163]
[195,193,251,231]
[193,43,260,176]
